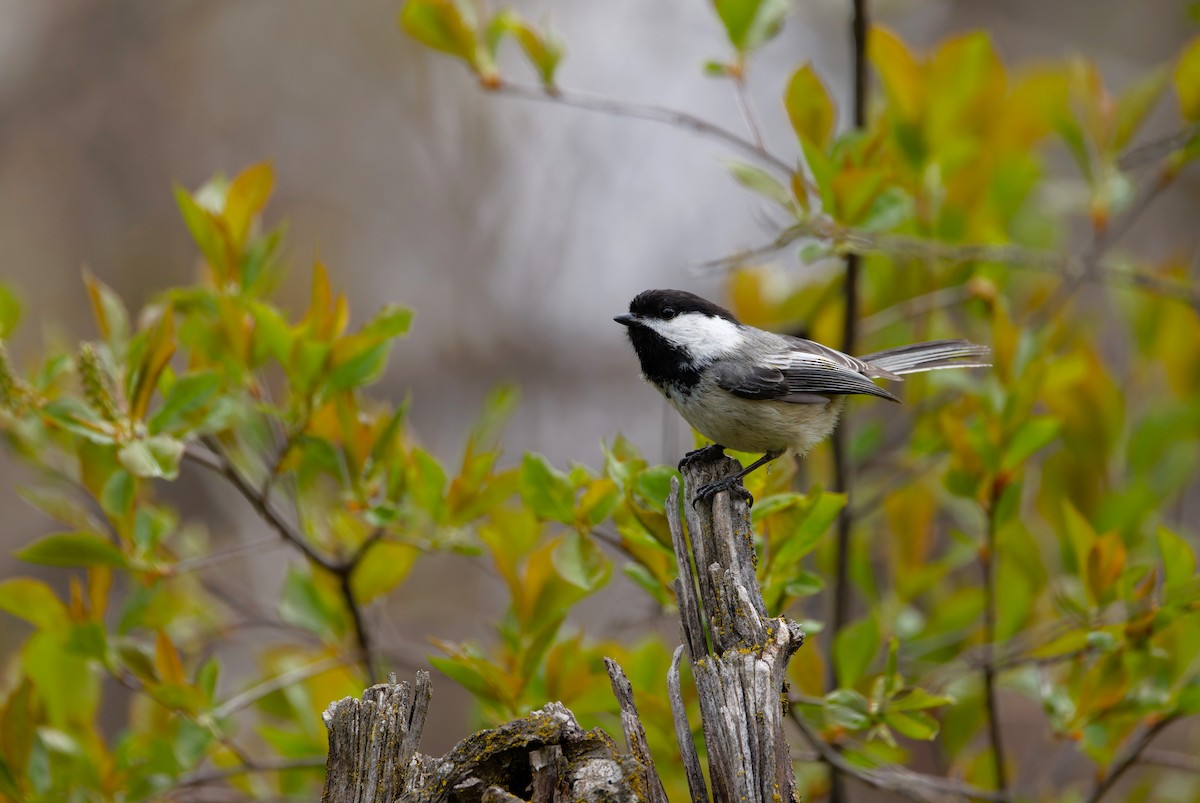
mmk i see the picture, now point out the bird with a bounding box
[614,289,990,505]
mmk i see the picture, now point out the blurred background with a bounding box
[1,0,1197,759]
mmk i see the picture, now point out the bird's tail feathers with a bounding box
[860,339,991,376]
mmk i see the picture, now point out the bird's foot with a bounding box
[678,443,726,470]
[692,474,754,509]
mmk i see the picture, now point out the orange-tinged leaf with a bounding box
[88,567,112,621]
[310,261,333,336]
[400,0,479,66]
[155,630,186,686]
[832,167,887,224]
[130,307,176,421]
[1175,35,1200,121]
[869,27,923,121]
[784,64,835,148]
[1113,67,1168,151]
[1086,533,1127,605]
[223,162,275,250]
[82,268,130,345]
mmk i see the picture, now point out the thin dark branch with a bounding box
[1034,170,1175,326]
[731,72,767,152]
[490,80,795,176]
[693,217,1200,313]
[981,484,1009,793]
[340,570,378,684]
[175,757,326,788]
[1118,123,1200,170]
[185,441,382,683]
[829,5,869,800]
[185,442,339,573]
[788,707,1010,802]
[1083,715,1180,803]
[1138,748,1200,775]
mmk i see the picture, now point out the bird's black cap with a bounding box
[625,289,740,324]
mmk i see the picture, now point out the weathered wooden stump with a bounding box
[320,450,804,803]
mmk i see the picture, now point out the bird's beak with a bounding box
[613,313,637,327]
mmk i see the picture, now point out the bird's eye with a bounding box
[662,307,677,320]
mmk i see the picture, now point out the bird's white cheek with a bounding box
[645,315,745,362]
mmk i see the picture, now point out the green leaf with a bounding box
[712,0,790,54]
[118,436,185,479]
[633,465,679,513]
[783,570,824,598]
[487,10,564,88]
[278,564,342,638]
[360,304,414,339]
[0,282,21,338]
[173,186,228,277]
[519,453,575,526]
[784,64,835,148]
[552,531,610,591]
[770,489,845,567]
[100,470,136,518]
[82,269,130,347]
[1174,35,1200,121]
[41,397,116,444]
[884,710,940,740]
[727,161,794,209]
[17,486,103,532]
[1114,67,1168,150]
[351,542,419,603]
[148,372,220,434]
[15,531,128,569]
[1158,527,1197,593]
[824,688,871,730]
[1001,417,1060,472]
[325,338,391,393]
[0,578,69,632]
[890,687,955,712]
[400,0,479,66]
[834,615,879,688]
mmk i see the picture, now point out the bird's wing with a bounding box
[712,346,900,404]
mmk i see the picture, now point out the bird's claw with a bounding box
[678,443,726,470]
[692,476,754,509]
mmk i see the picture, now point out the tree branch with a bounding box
[1083,715,1180,803]
[981,482,1009,793]
[788,707,1010,802]
[829,3,870,800]
[489,79,796,176]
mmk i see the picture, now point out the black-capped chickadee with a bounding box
[615,289,990,504]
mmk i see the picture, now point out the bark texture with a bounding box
[321,450,803,802]
[670,456,806,803]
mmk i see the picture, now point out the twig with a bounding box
[788,707,1010,802]
[731,71,767,152]
[1118,123,1200,170]
[1034,170,1174,326]
[184,442,339,573]
[211,654,351,720]
[175,757,326,788]
[981,484,1009,793]
[1138,748,1200,775]
[829,3,869,800]
[1083,715,1180,803]
[490,79,795,176]
[172,536,287,574]
[340,569,378,684]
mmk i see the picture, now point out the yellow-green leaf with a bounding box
[400,0,479,67]
[0,578,69,632]
[16,532,128,569]
[223,162,275,251]
[1113,67,1168,150]
[869,27,923,121]
[784,64,835,148]
[1175,35,1200,121]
